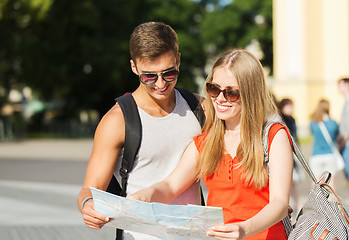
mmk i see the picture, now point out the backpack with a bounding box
[106,88,206,240]
[263,121,349,239]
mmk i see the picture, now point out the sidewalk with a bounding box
[0,139,93,161]
[0,139,115,240]
[0,180,115,239]
[0,139,348,239]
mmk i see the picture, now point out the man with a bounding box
[338,77,349,183]
[77,22,204,240]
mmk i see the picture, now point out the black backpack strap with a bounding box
[116,93,142,197]
[176,88,206,128]
[105,93,142,240]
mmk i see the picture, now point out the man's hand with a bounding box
[81,198,113,229]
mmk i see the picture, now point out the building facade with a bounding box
[272,0,349,137]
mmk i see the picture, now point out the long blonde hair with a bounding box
[197,49,277,189]
[311,99,330,122]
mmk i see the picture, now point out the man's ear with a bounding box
[130,59,138,75]
[177,52,181,68]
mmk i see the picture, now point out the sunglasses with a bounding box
[139,69,179,85]
[206,82,240,102]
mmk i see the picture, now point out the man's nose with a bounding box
[155,74,167,88]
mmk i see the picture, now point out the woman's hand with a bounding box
[127,187,154,202]
[207,223,246,240]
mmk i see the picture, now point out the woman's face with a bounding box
[210,67,241,122]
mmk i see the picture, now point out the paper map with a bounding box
[90,187,224,239]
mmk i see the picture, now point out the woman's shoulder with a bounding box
[269,123,287,135]
[267,123,293,151]
[194,133,207,152]
[325,119,338,126]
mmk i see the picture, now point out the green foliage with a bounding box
[201,0,273,71]
[0,0,273,125]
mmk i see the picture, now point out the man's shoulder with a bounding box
[93,103,125,148]
[99,103,125,127]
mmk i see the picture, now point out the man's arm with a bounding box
[77,104,125,229]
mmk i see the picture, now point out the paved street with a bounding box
[0,139,348,240]
[0,139,115,240]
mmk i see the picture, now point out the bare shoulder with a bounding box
[102,103,124,123]
[94,103,125,148]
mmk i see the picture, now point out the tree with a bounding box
[19,0,205,118]
[0,0,273,130]
[200,0,273,73]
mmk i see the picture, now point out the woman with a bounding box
[130,49,293,239]
[309,99,341,189]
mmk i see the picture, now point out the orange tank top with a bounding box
[194,123,292,240]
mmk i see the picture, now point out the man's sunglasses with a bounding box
[139,69,179,85]
[206,82,240,102]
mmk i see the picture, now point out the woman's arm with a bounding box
[128,141,200,203]
[208,129,293,239]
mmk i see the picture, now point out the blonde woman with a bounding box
[130,49,293,240]
[309,99,340,189]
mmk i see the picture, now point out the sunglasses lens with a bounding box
[206,83,240,102]
[140,73,157,84]
[225,90,240,102]
[162,69,179,81]
[206,83,221,97]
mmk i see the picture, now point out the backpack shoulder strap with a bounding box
[262,120,318,184]
[176,88,206,128]
[106,93,142,198]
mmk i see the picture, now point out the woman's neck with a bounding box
[224,118,241,132]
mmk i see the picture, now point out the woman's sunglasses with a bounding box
[139,69,179,85]
[206,82,240,102]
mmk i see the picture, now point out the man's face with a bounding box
[131,51,180,101]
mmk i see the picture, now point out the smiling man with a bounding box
[77,22,205,240]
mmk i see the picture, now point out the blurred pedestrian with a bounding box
[338,77,349,185]
[309,99,341,189]
[278,99,297,141]
[278,98,302,212]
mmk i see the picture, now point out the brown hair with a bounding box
[311,99,330,122]
[197,49,277,190]
[129,22,179,63]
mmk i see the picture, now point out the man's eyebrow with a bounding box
[142,66,176,73]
